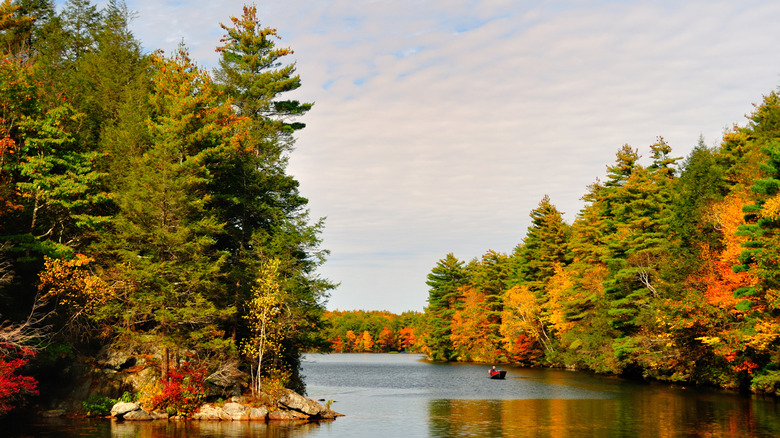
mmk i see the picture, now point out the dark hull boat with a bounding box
[489,370,507,379]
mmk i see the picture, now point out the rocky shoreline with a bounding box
[105,390,341,422]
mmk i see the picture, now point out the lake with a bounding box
[4,353,780,437]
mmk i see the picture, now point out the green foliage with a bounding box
[82,395,114,416]
[0,1,330,408]
[423,253,466,360]
[751,370,780,395]
[421,118,780,393]
[510,195,570,290]
[117,391,136,403]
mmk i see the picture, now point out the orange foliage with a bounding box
[693,192,758,311]
[329,337,344,353]
[377,327,395,350]
[0,134,22,222]
[399,326,417,350]
[451,285,499,362]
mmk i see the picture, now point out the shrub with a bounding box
[82,395,115,416]
[752,370,780,395]
[0,346,38,416]
[143,361,206,416]
[118,391,136,403]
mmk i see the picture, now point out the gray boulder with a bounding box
[278,389,342,419]
[192,403,232,421]
[205,363,247,398]
[249,406,269,421]
[123,409,152,421]
[268,409,309,421]
[97,346,137,371]
[278,390,325,416]
[222,402,249,420]
[110,402,154,421]
[110,402,140,417]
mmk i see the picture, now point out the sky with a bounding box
[57,0,780,313]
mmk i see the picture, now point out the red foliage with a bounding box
[724,350,760,374]
[329,336,344,353]
[146,361,206,415]
[509,334,541,364]
[0,346,38,415]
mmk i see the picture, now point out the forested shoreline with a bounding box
[3,0,780,420]
[323,91,780,397]
[0,0,333,416]
[414,100,780,395]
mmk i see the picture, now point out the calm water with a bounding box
[4,353,780,437]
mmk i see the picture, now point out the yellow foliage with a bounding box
[243,259,284,361]
[542,263,575,335]
[499,284,548,353]
[695,336,722,346]
[38,254,111,318]
[760,194,780,221]
[243,258,288,394]
[745,320,780,352]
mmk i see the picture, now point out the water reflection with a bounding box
[7,354,780,437]
[2,417,329,438]
[428,394,780,437]
[110,420,326,438]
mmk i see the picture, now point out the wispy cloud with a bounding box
[61,0,780,312]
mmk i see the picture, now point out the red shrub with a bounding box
[146,361,206,415]
[0,346,38,415]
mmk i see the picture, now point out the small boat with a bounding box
[489,369,507,379]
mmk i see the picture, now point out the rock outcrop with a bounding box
[110,402,152,421]
[113,393,342,422]
[278,389,340,419]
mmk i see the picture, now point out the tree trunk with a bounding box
[162,347,169,381]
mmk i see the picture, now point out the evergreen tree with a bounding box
[466,250,510,357]
[423,253,466,361]
[94,47,237,367]
[510,195,570,291]
[668,136,727,281]
[212,5,330,391]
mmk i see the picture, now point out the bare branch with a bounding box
[0,297,53,354]
[637,266,659,298]
[0,246,52,354]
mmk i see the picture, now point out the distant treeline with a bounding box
[320,310,424,353]
[412,92,780,395]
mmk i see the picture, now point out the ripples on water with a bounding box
[302,353,780,438]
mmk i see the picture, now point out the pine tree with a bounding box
[212,5,330,391]
[510,195,570,291]
[423,253,466,361]
[95,47,237,364]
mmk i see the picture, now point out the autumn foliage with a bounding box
[321,310,422,353]
[414,96,780,396]
[0,345,37,415]
[141,361,207,416]
[0,1,331,413]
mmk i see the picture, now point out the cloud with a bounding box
[56,0,780,312]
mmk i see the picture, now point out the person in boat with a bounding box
[490,366,496,375]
